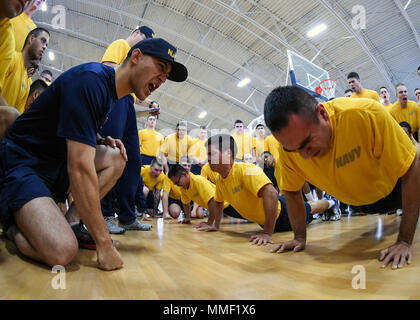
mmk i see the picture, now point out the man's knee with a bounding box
[44,236,78,267]
[0,106,20,140]
[169,206,181,218]
[97,145,126,177]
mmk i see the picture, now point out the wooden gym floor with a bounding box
[1,213,420,300]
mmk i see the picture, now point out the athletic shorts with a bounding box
[168,197,183,209]
[222,196,312,232]
[0,139,68,230]
[351,179,402,214]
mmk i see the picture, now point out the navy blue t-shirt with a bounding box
[6,62,118,163]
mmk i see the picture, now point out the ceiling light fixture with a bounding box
[307,23,327,38]
[198,111,207,119]
[41,2,47,12]
[48,51,55,61]
[237,77,251,88]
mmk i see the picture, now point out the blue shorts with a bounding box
[0,139,69,230]
[222,196,312,232]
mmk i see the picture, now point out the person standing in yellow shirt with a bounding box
[380,86,393,110]
[264,85,420,269]
[160,121,194,170]
[0,0,33,135]
[1,27,49,113]
[251,123,267,166]
[389,83,420,140]
[139,115,164,165]
[231,119,253,161]
[188,126,208,175]
[347,71,380,102]
[9,0,43,51]
[414,88,420,106]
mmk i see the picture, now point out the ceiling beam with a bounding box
[393,0,420,49]
[318,0,396,93]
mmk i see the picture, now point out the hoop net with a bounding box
[318,78,336,99]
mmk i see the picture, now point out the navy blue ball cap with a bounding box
[137,26,155,39]
[129,38,188,82]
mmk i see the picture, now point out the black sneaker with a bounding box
[71,221,96,250]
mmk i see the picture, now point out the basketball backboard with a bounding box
[287,50,330,101]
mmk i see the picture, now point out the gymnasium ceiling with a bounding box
[34,0,420,133]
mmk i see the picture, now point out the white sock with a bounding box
[305,192,315,202]
[327,199,335,209]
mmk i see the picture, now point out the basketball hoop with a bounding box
[318,78,336,99]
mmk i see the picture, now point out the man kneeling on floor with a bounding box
[187,134,337,245]
[0,38,188,270]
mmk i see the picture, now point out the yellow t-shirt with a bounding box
[200,163,219,184]
[138,128,164,157]
[162,174,183,200]
[389,100,420,134]
[101,39,135,101]
[231,133,253,160]
[278,97,417,206]
[252,137,267,159]
[10,12,37,51]
[265,135,281,163]
[188,137,207,162]
[180,173,215,208]
[161,133,194,163]
[351,89,380,102]
[0,19,14,88]
[214,162,280,225]
[141,165,165,190]
[1,51,31,113]
[382,103,393,112]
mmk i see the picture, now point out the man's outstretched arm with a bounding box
[380,151,420,269]
[272,189,307,253]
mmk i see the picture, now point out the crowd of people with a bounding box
[1,0,419,272]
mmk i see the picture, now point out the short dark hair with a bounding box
[344,89,353,94]
[347,72,360,80]
[399,121,412,134]
[264,86,319,132]
[234,120,243,125]
[255,123,265,129]
[199,125,207,130]
[41,69,52,77]
[149,100,159,108]
[414,88,420,93]
[206,134,237,159]
[151,157,163,167]
[23,27,50,50]
[28,79,48,96]
[379,86,388,91]
[176,121,187,129]
[168,164,187,179]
